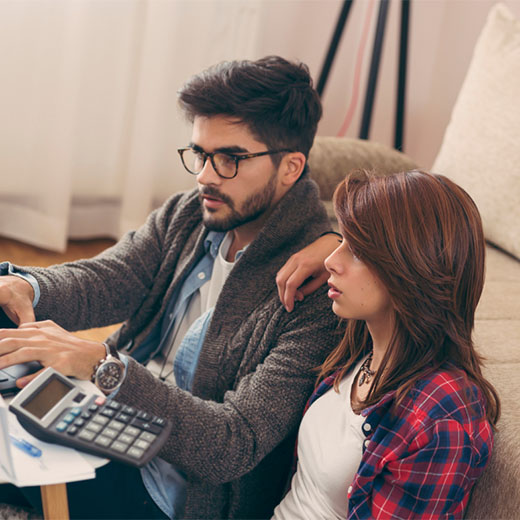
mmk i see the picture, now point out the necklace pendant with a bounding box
[359,372,366,386]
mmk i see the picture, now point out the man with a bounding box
[0,56,340,519]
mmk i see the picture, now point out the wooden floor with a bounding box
[1,236,116,267]
[1,236,120,342]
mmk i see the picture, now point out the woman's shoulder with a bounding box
[401,366,487,426]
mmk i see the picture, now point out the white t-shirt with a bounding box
[273,358,366,520]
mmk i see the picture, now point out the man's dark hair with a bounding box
[178,56,322,163]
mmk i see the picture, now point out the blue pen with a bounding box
[9,434,42,458]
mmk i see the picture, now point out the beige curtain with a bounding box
[0,0,265,251]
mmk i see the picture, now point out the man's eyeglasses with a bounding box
[177,147,291,179]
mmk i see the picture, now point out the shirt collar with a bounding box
[204,230,248,262]
[204,231,226,259]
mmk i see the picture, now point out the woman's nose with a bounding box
[324,246,342,274]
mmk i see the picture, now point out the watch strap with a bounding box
[90,342,119,383]
[104,342,120,360]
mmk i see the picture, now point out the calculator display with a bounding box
[21,376,73,419]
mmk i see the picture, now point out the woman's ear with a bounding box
[280,152,306,186]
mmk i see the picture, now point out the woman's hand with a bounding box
[276,233,341,312]
[0,320,105,387]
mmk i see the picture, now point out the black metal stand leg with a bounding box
[318,0,410,151]
[359,0,390,140]
[317,0,355,97]
[395,0,411,151]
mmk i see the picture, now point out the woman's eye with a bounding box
[348,246,361,262]
[341,238,362,262]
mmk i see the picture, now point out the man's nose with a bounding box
[197,156,222,185]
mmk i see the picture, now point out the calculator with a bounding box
[9,367,172,467]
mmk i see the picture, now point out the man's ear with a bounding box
[280,152,306,186]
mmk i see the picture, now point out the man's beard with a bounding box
[199,172,278,231]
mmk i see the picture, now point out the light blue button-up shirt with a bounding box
[142,229,250,519]
[0,261,40,307]
[142,231,247,518]
[135,230,228,518]
[141,305,215,518]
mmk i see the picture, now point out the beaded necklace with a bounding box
[358,351,375,386]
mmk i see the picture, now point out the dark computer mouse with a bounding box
[0,308,17,329]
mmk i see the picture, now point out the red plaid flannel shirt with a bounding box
[303,365,493,519]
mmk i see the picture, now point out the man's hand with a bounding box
[0,320,105,387]
[276,233,341,312]
[0,275,36,324]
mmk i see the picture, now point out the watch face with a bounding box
[96,360,124,392]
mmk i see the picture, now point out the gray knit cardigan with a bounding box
[23,175,341,519]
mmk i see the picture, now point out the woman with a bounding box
[274,170,500,519]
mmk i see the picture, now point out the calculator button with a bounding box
[100,408,116,418]
[106,400,122,410]
[131,418,161,434]
[70,407,82,416]
[136,411,152,421]
[122,405,137,416]
[56,421,68,432]
[95,396,106,406]
[111,441,129,453]
[139,431,157,443]
[67,426,79,435]
[73,392,86,403]
[85,422,103,433]
[73,418,85,427]
[152,417,166,427]
[78,430,97,442]
[127,447,144,459]
[108,420,125,432]
[81,411,92,420]
[95,435,112,448]
[124,425,140,437]
[91,415,109,426]
[116,413,131,424]
[62,413,76,424]
[102,428,119,439]
[88,404,99,413]
[133,439,151,450]
[118,433,135,444]
[143,423,161,434]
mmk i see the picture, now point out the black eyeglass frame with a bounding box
[177,147,292,179]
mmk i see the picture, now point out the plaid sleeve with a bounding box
[368,417,492,519]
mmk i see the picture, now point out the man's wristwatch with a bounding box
[91,342,125,395]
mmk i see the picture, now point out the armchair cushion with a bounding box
[433,3,520,259]
[308,136,417,223]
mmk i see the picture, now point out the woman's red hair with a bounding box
[318,170,500,425]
